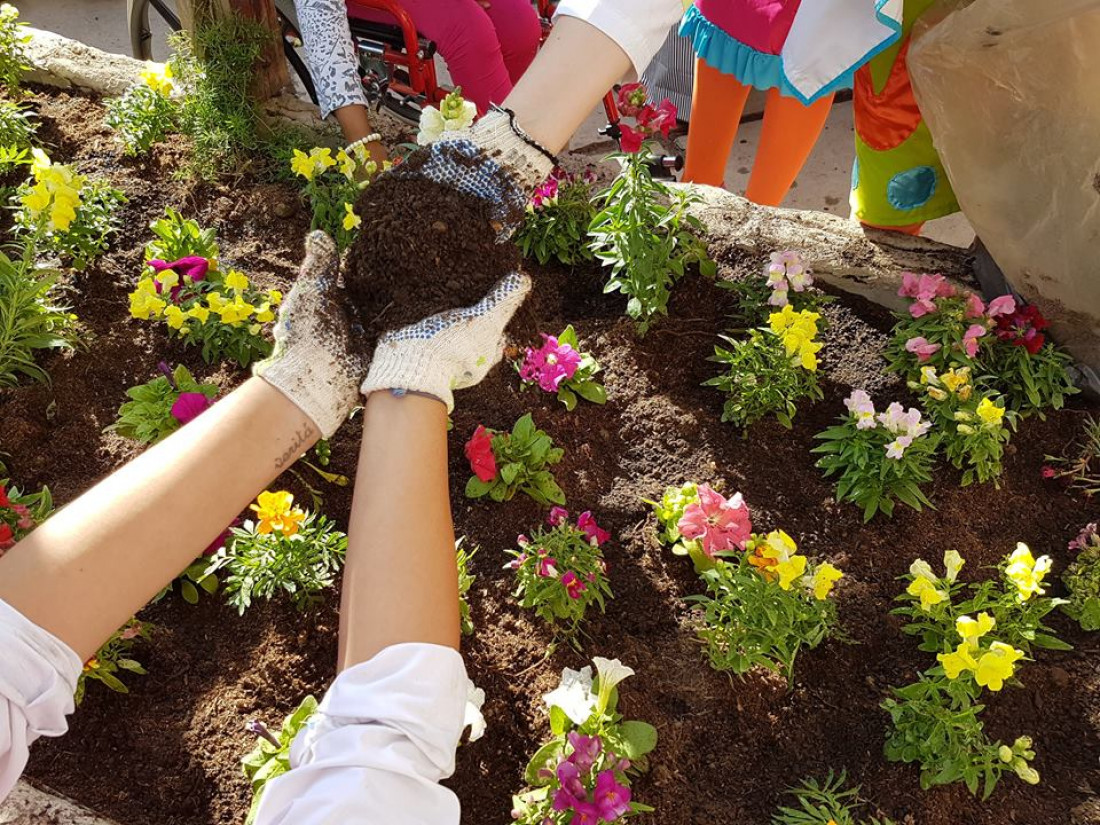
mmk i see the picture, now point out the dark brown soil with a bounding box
[6,89,1100,825]
[344,145,521,343]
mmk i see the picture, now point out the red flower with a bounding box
[464,425,498,482]
[0,523,12,545]
[0,485,9,509]
[1041,465,1056,479]
[616,82,648,117]
[619,124,645,154]
[996,305,1049,355]
[638,99,677,137]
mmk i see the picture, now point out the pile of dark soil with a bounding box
[4,88,1099,825]
[344,145,521,343]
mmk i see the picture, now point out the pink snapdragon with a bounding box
[962,323,987,358]
[614,84,678,153]
[593,771,632,821]
[905,336,942,362]
[531,177,559,210]
[844,389,877,429]
[537,555,559,578]
[677,484,752,557]
[987,295,1017,318]
[548,506,571,527]
[562,571,587,600]
[520,335,583,393]
[877,402,930,438]
[577,511,610,546]
[899,272,957,318]
[965,293,986,319]
[567,732,602,773]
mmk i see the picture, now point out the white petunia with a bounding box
[463,681,486,743]
[542,665,596,725]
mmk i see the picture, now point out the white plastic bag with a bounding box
[909,0,1100,375]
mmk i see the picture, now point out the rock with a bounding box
[23,27,148,96]
[1050,666,1072,688]
[273,200,297,219]
[0,781,121,825]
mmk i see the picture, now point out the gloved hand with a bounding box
[253,231,368,438]
[360,272,531,411]
[393,108,556,234]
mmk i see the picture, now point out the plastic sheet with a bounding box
[909,0,1100,377]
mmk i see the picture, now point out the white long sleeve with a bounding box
[252,643,468,825]
[293,0,369,119]
[553,0,686,78]
[0,599,82,803]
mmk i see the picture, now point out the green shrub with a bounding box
[0,244,76,387]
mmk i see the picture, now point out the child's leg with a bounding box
[483,0,542,85]
[744,87,834,207]
[404,0,514,113]
[681,58,752,187]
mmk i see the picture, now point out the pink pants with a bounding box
[359,0,541,113]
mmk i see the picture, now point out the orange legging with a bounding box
[682,58,834,207]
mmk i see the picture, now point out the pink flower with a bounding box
[0,522,13,551]
[555,761,586,801]
[962,323,987,358]
[906,274,956,317]
[638,98,677,137]
[677,485,752,557]
[905,336,942,362]
[987,295,1017,318]
[531,177,559,210]
[508,552,528,570]
[562,571,587,599]
[149,256,209,301]
[899,272,922,298]
[1041,465,1056,479]
[16,516,34,530]
[522,335,583,393]
[616,82,648,117]
[517,534,530,547]
[119,623,143,641]
[465,425,498,482]
[548,506,570,527]
[577,511,610,546]
[537,556,559,578]
[619,123,645,154]
[964,293,986,319]
[0,485,8,509]
[885,434,914,460]
[593,770,632,821]
[567,732,602,773]
[844,389,877,429]
[171,391,213,425]
[568,802,602,825]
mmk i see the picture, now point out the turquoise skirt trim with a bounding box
[679,2,902,105]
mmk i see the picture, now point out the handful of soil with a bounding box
[343,146,523,349]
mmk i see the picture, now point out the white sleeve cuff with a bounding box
[553,0,687,79]
[0,599,82,803]
[252,643,467,825]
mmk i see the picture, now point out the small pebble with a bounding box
[273,201,296,218]
[431,220,448,233]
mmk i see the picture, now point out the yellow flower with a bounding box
[290,147,336,181]
[207,291,227,311]
[140,63,174,96]
[129,286,166,320]
[1004,543,1051,602]
[756,530,808,590]
[976,397,1005,426]
[811,562,843,600]
[82,657,100,673]
[775,555,807,590]
[155,269,179,291]
[251,490,307,536]
[941,367,971,394]
[291,149,316,180]
[927,386,948,402]
[907,575,947,611]
[163,305,187,330]
[337,148,356,179]
[974,642,1024,691]
[22,183,50,214]
[216,297,255,326]
[769,306,822,372]
[919,366,939,386]
[343,202,361,231]
[268,289,283,305]
[937,642,978,680]
[224,269,249,293]
[188,305,211,324]
[254,302,275,323]
[956,612,995,648]
[944,549,965,582]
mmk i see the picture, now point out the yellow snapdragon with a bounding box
[290,147,337,181]
[768,305,822,372]
[22,149,85,232]
[906,558,947,611]
[140,63,174,96]
[976,397,1006,426]
[129,278,166,320]
[343,202,361,231]
[810,562,843,600]
[1004,543,1051,602]
[936,612,1024,692]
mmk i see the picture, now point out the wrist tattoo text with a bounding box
[275,423,316,469]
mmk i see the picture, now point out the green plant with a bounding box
[457,538,477,636]
[463,414,565,506]
[168,16,270,178]
[813,392,938,521]
[506,508,613,639]
[0,3,29,95]
[706,327,822,429]
[145,208,220,262]
[772,771,894,825]
[689,532,843,681]
[588,153,714,333]
[76,619,150,704]
[0,243,76,387]
[290,144,375,251]
[156,557,219,604]
[1064,524,1100,630]
[105,67,178,155]
[515,169,597,267]
[0,474,52,550]
[242,695,318,825]
[986,307,1077,416]
[516,325,606,411]
[0,99,37,149]
[207,491,346,614]
[111,364,219,444]
[512,657,657,825]
[721,250,832,328]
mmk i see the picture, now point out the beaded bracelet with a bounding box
[346,133,382,154]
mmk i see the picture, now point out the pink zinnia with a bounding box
[562,571,587,600]
[905,336,942,362]
[577,511,610,546]
[677,485,752,557]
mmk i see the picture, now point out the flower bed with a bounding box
[3,85,1098,825]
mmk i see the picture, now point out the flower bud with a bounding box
[998,745,1014,763]
[1013,736,1033,750]
[1012,759,1040,785]
[954,410,973,422]
[957,424,976,435]
[928,388,948,401]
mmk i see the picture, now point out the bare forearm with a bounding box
[338,392,458,670]
[0,378,318,658]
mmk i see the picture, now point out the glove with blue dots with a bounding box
[360,271,531,411]
[253,231,368,438]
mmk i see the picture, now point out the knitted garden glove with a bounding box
[253,231,368,438]
[360,271,531,411]
[395,108,556,234]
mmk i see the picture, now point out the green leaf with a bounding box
[549,704,568,736]
[524,740,564,786]
[465,476,493,498]
[558,387,578,411]
[574,381,607,405]
[617,720,658,759]
[500,463,520,484]
[181,579,199,604]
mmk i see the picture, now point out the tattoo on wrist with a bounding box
[275,423,317,469]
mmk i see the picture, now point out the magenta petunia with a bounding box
[522,335,583,394]
[171,391,213,425]
[677,485,752,557]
